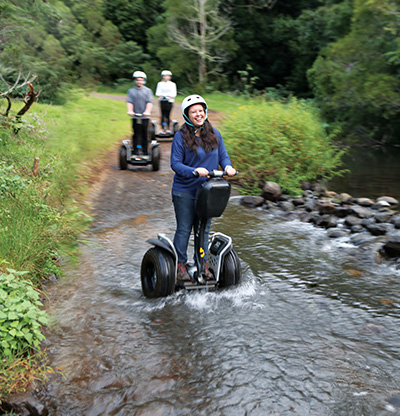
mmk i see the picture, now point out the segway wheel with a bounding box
[141,247,175,298]
[152,146,161,171]
[149,121,156,141]
[119,146,128,170]
[219,249,241,288]
[172,121,179,135]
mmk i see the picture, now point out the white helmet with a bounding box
[161,70,172,77]
[181,95,208,127]
[132,71,147,80]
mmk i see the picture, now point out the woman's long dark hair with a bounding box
[180,120,218,154]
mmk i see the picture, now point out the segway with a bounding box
[119,113,161,171]
[140,170,241,298]
[150,98,179,142]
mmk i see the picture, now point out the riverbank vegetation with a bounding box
[1,0,399,144]
[0,93,129,399]
[221,99,346,195]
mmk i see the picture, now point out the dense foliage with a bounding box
[221,99,346,194]
[1,0,399,143]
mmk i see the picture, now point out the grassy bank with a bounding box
[0,92,129,399]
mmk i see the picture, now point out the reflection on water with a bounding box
[327,145,400,201]
[44,199,400,415]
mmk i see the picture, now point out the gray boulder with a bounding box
[316,199,338,215]
[350,205,373,219]
[356,197,374,207]
[351,225,364,233]
[383,232,400,257]
[345,215,362,227]
[327,229,349,238]
[374,211,395,223]
[240,196,264,208]
[366,223,392,236]
[377,196,399,206]
[338,193,353,204]
[278,200,295,212]
[262,181,282,201]
[391,215,400,229]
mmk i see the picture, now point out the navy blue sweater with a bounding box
[170,128,232,195]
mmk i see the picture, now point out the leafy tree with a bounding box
[308,0,400,144]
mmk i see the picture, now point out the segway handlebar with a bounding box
[193,169,238,178]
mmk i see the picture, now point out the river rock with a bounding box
[371,200,391,209]
[351,224,364,233]
[383,232,400,257]
[374,211,395,223]
[299,211,314,223]
[338,193,353,204]
[262,181,282,202]
[315,215,338,229]
[278,200,294,212]
[292,197,305,207]
[366,223,392,236]
[316,199,338,215]
[240,196,264,208]
[356,197,374,207]
[345,215,362,227]
[304,199,316,212]
[377,196,399,206]
[334,206,353,218]
[350,205,373,219]
[327,229,348,238]
[351,232,376,246]
[390,215,400,228]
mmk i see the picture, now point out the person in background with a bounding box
[170,94,236,282]
[155,70,177,133]
[126,71,153,155]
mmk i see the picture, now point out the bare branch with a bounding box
[0,72,38,97]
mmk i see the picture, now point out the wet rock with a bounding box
[388,396,400,408]
[327,229,349,238]
[316,199,338,215]
[0,399,48,416]
[390,215,400,228]
[345,215,362,227]
[351,224,364,233]
[263,200,276,210]
[383,232,400,257]
[240,196,264,208]
[350,205,373,219]
[304,199,316,212]
[361,323,385,335]
[356,197,374,207]
[262,181,282,202]
[292,197,305,207]
[371,200,391,209]
[377,196,399,207]
[361,217,375,227]
[338,193,353,204]
[366,223,392,236]
[325,190,338,198]
[299,211,314,223]
[278,200,294,212]
[335,206,353,218]
[374,211,395,223]
[316,215,338,229]
[350,233,375,246]
[310,183,327,195]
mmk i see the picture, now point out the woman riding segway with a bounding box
[170,95,237,282]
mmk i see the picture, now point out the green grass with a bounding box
[0,93,131,400]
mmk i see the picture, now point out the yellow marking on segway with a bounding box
[200,247,205,258]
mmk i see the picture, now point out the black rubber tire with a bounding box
[149,122,156,141]
[172,121,179,135]
[119,146,128,170]
[141,247,175,298]
[219,249,241,288]
[152,146,161,171]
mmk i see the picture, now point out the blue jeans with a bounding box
[172,190,211,263]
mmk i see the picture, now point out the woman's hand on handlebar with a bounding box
[225,166,237,177]
[194,167,209,177]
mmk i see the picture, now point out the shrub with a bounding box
[220,99,346,194]
[0,270,48,357]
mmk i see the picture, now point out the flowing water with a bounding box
[43,195,400,415]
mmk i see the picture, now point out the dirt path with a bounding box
[88,93,229,231]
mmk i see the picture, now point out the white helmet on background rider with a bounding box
[132,71,147,80]
[161,70,172,77]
